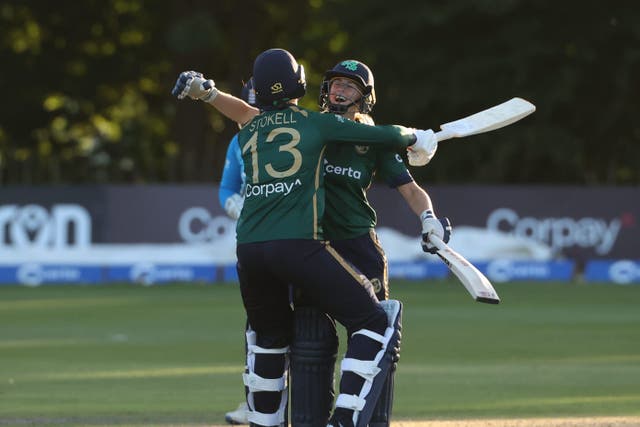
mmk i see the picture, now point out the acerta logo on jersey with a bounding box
[245,178,302,198]
[324,159,362,180]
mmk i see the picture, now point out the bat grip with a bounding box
[435,128,456,142]
[427,234,447,251]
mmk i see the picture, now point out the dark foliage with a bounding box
[1,0,638,184]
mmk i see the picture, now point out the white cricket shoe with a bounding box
[225,402,249,425]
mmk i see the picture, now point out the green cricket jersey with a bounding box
[322,142,413,240]
[235,105,415,244]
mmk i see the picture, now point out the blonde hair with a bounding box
[355,113,375,125]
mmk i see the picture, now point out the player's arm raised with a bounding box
[171,70,259,125]
[209,90,259,126]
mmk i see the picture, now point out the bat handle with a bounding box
[427,234,447,251]
[434,128,456,142]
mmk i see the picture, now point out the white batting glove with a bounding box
[420,209,452,254]
[171,71,218,102]
[407,129,438,166]
[224,193,244,220]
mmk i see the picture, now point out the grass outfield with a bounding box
[0,280,639,426]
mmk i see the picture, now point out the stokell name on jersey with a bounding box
[248,111,297,132]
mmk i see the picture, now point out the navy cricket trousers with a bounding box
[331,230,388,301]
[236,239,387,346]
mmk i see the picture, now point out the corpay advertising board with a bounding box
[0,185,637,285]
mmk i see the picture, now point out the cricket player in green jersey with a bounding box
[300,59,451,427]
[172,49,450,427]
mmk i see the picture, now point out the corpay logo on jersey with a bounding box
[245,178,302,198]
[0,204,91,249]
[487,208,621,255]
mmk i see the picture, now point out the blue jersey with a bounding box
[219,133,246,208]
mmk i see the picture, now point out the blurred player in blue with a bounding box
[220,78,256,425]
[218,79,255,221]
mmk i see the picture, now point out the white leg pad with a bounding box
[336,299,403,427]
[335,393,366,411]
[243,371,287,392]
[248,410,283,427]
[340,358,381,382]
[245,328,289,426]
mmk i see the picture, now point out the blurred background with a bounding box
[0,0,638,285]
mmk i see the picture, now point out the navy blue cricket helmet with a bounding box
[319,59,376,114]
[253,48,306,109]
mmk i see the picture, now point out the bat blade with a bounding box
[428,235,500,304]
[436,97,535,142]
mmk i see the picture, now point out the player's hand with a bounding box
[420,209,452,254]
[171,71,218,102]
[224,193,244,220]
[407,129,438,166]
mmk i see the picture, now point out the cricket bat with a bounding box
[428,235,500,304]
[435,97,535,142]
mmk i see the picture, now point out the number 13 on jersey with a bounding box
[242,127,303,183]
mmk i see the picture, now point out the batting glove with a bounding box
[407,129,438,166]
[420,209,452,254]
[224,193,244,220]
[171,70,219,102]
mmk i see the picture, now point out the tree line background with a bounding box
[1,0,638,186]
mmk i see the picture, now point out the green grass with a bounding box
[1,280,639,426]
